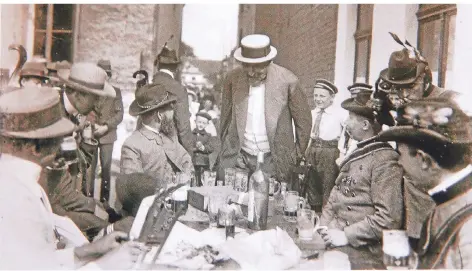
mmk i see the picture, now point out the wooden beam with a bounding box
[45,4,54,61]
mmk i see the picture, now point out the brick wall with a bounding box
[74,4,183,93]
[253,4,338,108]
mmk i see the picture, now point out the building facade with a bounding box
[239,4,472,105]
[1,4,184,92]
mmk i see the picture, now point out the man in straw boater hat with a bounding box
[318,89,404,270]
[87,59,124,204]
[0,87,145,269]
[44,62,119,239]
[46,60,71,87]
[362,98,472,269]
[120,82,193,187]
[147,41,193,156]
[217,34,312,185]
[373,34,461,247]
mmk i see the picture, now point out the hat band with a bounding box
[69,76,105,90]
[20,70,46,78]
[389,66,417,82]
[241,45,270,59]
[137,92,170,109]
[1,102,63,133]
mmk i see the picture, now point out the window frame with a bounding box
[416,4,457,88]
[33,4,76,62]
[353,4,373,84]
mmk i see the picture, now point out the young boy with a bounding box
[192,111,216,185]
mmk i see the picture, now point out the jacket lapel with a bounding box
[234,72,249,145]
[264,63,280,144]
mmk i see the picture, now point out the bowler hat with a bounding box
[19,62,49,81]
[156,46,180,66]
[341,90,395,126]
[234,34,277,64]
[58,62,116,98]
[348,82,372,96]
[370,99,472,150]
[129,83,177,116]
[97,59,112,73]
[0,87,75,139]
[314,79,338,95]
[379,48,426,85]
[196,111,212,121]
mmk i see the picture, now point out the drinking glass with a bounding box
[224,168,236,188]
[203,170,217,186]
[207,195,226,228]
[297,209,326,241]
[284,191,306,222]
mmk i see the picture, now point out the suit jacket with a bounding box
[93,86,124,145]
[152,72,193,156]
[321,141,404,250]
[218,63,312,181]
[120,127,193,186]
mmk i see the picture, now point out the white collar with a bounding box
[428,164,472,196]
[314,105,335,114]
[63,92,78,116]
[159,69,174,79]
[143,124,160,135]
[0,153,42,185]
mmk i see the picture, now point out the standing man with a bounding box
[305,79,345,209]
[152,45,193,156]
[319,90,403,270]
[121,83,193,187]
[370,98,472,269]
[92,59,124,203]
[0,87,143,269]
[218,34,311,185]
[376,44,459,246]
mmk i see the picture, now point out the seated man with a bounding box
[121,83,193,188]
[319,90,404,270]
[371,98,472,269]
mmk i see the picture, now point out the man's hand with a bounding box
[196,141,205,151]
[94,124,109,137]
[74,232,129,261]
[94,241,148,270]
[320,229,349,247]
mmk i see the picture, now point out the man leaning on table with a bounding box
[0,87,145,269]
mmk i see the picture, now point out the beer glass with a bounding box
[268,177,281,196]
[165,186,189,213]
[207,194,226,228]
[224,168,236,188]
[203,170,217,186]
[284,191,306,222]
[234,168,249,192]
[382,230,418,269]
[297,209,327,241]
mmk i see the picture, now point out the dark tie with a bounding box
[312,109,324,139]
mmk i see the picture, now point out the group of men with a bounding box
[1,30,472,270]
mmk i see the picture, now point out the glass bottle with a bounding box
[247,152,269,230]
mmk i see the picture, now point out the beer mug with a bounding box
[268,177,281,196]
[297,209,328,241]
[165,186,189,213]
[284,191,307,222]
[202,170,217,186]
[234,168,249,192]
[382,230,418,269]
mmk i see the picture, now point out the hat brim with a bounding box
[57,69,116,98]
[379,68,419,85]
[128,97,177,117]
[233,46,277,64]
[376,126,452,146]
[1,117,76,139]
[341,98,395,126]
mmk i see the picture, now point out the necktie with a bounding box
[312,109,325,139]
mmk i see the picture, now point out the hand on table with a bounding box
[320,229,349,247]
[75,231,129,260]
[95,241,149,270]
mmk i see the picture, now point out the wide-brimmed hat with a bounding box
[155,46,180,66]
[0,87,75,139]
[97,59,112,74]
[314,79,338,95]
[341,90,395,126]
[19,62,49,81]
[233,34,277,64]
[379,48,427,85]
[129,83,178,116]
[361,98,472,159]
[46,60,72,72]
[58,62,116,98]
[348,82,372,96]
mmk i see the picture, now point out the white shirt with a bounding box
[0,154,97,270]
[242,84,270,155]
[143,123,160,135]
[310,106,346,141]
[159,69,174,79]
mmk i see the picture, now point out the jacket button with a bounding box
[351,192,356,197]
[347,206,352,211]
[346,221,350,226]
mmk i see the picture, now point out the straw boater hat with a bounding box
[233,34,278,64]
[19,62,49,81]
[0,87,75,139]
[129,83,178,116]
[57,62,116,98]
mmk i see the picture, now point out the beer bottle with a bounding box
[247,152,269,230]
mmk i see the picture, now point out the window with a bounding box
[34,4,75,62]
[353,4,373,83]
[417,4,456,88]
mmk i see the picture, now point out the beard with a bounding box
[160,115,175,137]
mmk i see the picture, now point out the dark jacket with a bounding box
[92,86,124,145]
[192,128,216,167]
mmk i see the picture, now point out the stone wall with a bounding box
[252,4,339,108]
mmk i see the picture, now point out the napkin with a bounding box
[219,227,302,270]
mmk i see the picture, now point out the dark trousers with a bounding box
[238,150,275,177]
[306,140,339,209]
[91,143,114,202]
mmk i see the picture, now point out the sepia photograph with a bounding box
[0,1,471,270]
